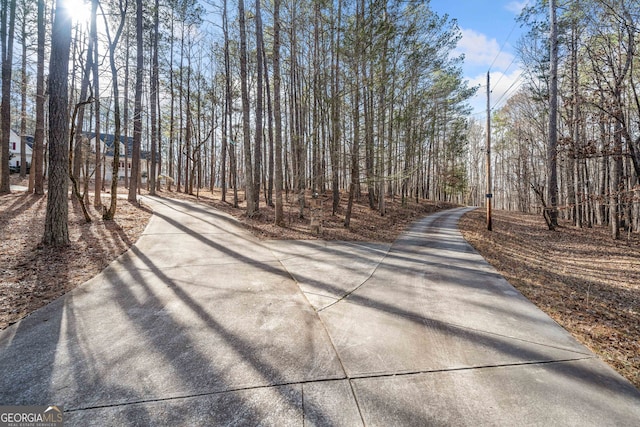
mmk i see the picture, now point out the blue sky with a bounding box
[429,0,531,116]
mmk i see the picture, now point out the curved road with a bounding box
[1,196,639,425]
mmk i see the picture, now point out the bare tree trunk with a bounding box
[128,0,143,202]
[185,54,192,195]
[43,0,72,246]
[611,119,623,239]
[253,0,263,211]
[311,1,321,196]
[123,27,130,189]
[92,0,102,207]
[74,14,94,194]
[69,98,93,223]
[273,0,284,226]
[19,0,27,178]
[221,0,230,202]
[176,20,184,193]
[168,11,175,192]
[547,0,559,229]
[571,19,581,228]
[263,35,274,207]
[239,0,256,215]
[103,0,127,220]
[345,0,362,228]
[0,0,17,194]
[378,7,388,217]
[149,0,159,195]
[330,0,342,215]
[32,0,45,195]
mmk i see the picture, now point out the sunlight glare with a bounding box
[64,0,91,24]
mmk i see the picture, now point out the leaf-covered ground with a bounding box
[0,184,151,330]
[459,208,640,389]
[166,188,457,242]
[1,185,453,330]
[3,181,637,391]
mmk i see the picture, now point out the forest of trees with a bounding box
[1,0,639,244]
[475,0,640,239]
[0,0,475,245]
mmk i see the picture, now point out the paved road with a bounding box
[1,196,639,426]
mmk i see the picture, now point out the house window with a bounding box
[12,142,16,150]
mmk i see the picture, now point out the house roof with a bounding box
[87,132,133,148]
[87,132,149,160]
[9,130,34,150]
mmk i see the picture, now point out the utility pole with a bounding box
[486,71,492,231]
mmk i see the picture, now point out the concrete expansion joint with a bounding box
[62,357,596,415]
[63,376,350,414]
[347,356,597,382]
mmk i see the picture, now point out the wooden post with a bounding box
[310,192,323,235]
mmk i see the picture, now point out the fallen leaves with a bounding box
[166,188,457,243]
[2,186,452,331]
[0,191,151,330]
[5,183,636,391]
[459,208,640,389]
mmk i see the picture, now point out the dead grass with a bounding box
[459,208,640,389]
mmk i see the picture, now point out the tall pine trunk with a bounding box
[91,0,101,207]
[273,0,284,226]
[129,0,143,202]
[19,0,27,178]
[239,0,256,216]
[0,0,17,194]
[547,0,559,229]
[330,0,342,215]
[149,0,159,195]
[43,0,72,246]
[253,0,263,210]
[32,0,45,195]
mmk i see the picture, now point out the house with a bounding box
[7,129,33,173]
[87,133,148,183]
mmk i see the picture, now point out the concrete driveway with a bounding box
[1,196,638,426]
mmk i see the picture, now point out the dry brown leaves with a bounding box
[2,185,453,331]
[10,181,635,391]
[1,189,151,330]
[165,188,457,242]
[459,209,640,389]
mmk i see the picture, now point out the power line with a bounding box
[492,71,524,110]
[492,54,519,90]
[488,0,530,72]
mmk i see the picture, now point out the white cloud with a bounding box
[467,69,523,115]
[505,1,529,15]
[456,28,515,71]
